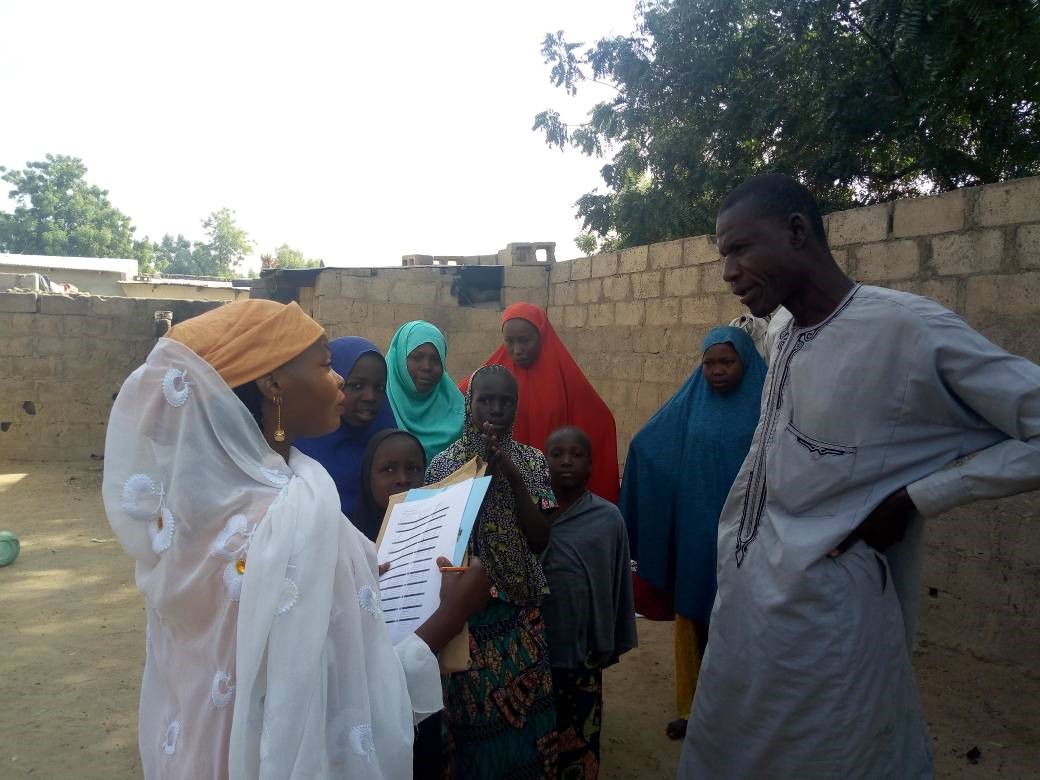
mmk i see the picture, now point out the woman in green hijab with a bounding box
[386,320,466,462]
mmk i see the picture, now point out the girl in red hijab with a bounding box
[461,302,620,502]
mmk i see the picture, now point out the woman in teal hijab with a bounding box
[386,320,465,462]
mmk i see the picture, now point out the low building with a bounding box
[0,253,137,296]
[119,275,251,301]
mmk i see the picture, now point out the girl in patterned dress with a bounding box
[426,364,559,778]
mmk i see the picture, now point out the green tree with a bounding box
[263,243,322,269]
[198,208,253,277]
[0,154,138,258]
[535,0,1040,251]
[152,234,198,275]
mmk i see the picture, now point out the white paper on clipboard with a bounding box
[376,480,471,645]
[403,475,492,564]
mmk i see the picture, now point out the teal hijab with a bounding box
[385,321,465,462]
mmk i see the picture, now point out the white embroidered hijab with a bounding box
[102,337,440,779]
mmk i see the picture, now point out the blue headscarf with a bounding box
[295,337,397,520]
[619,326,767,623]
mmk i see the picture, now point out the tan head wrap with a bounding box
[167,299,326,388]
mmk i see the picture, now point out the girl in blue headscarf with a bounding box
[296,337,397,532]
[385,321,465,463]
[619,326,767,740]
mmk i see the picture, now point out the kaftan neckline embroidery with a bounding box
[734,286,860,566]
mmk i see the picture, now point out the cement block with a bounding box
[631,272,662,300]
[648,239,683,269]
[551,283,577,306]
[63,315,110,337]
[932,230,1003,276]
[665,326,708,357]
[12,356,60,380]
[39,294,92,315]
[644,352,690,384]
[0,292,38,313]
[588,302,615,327]
[827,203,889,246]
[894,279,960,312]
[892,190,966,237]
[369,276,397,302]
[663,267,699,297]
[0,337,33,357]
[340,275,375,300]
[549,261,572,284]
[590,252,619,278]
[390,280,435,305]
[398,267,444,284]
[682,235,719,265]
[608,353,645,382]
[855,240,921,281]
[717,295,748,322]
[575,279,602,304]
[34,336,84,356]
[635,381,663,412]
[91,296,148,319]
[467,308,503,331]
[563,304,588,328]
[504,266,549,288]
[314,271,340,297]
[571,256,593,280]
[614,301,645,327]
[601,275,631,301]
[966,272,1040,319]
[1015,224,1040,268]
[546,306,566,326]
[681,297,717,325]
[618,245,649,274]
[502,287,548,309]
[630,326,668,355]
[698,261,730,294]
[645,298,680,326]
[975,177,1040,227]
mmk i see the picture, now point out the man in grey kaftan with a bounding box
[679,175,1040,779]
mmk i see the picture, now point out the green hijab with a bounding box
[385,321,465,462]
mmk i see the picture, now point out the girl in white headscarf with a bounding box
[102,299,489,779]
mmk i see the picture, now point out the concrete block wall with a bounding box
[301,265,548,381]
[0,293,222,461]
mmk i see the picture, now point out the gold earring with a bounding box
[274,397,286,442]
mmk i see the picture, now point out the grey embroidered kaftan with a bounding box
[679,285,1040,779]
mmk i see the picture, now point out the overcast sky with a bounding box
[0,0,640,270]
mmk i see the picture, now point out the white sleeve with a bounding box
[906,310,1040,517]
[394,633,444,724]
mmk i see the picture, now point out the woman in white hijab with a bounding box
[102,299,489,779]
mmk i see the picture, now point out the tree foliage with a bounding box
[197,208,253,277]
[148,210,253,278]
[261,243,322,270]
[535,0,1040,250]
[0,154,138,258]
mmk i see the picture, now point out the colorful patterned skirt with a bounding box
[442,599,558,779]
[552,663,603,780]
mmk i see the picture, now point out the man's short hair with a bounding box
[719,174,827,241]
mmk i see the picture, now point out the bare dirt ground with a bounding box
[2,462,1038,779]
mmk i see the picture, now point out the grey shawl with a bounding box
[540,491,638,668]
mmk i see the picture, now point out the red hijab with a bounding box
[460,302,620,502]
